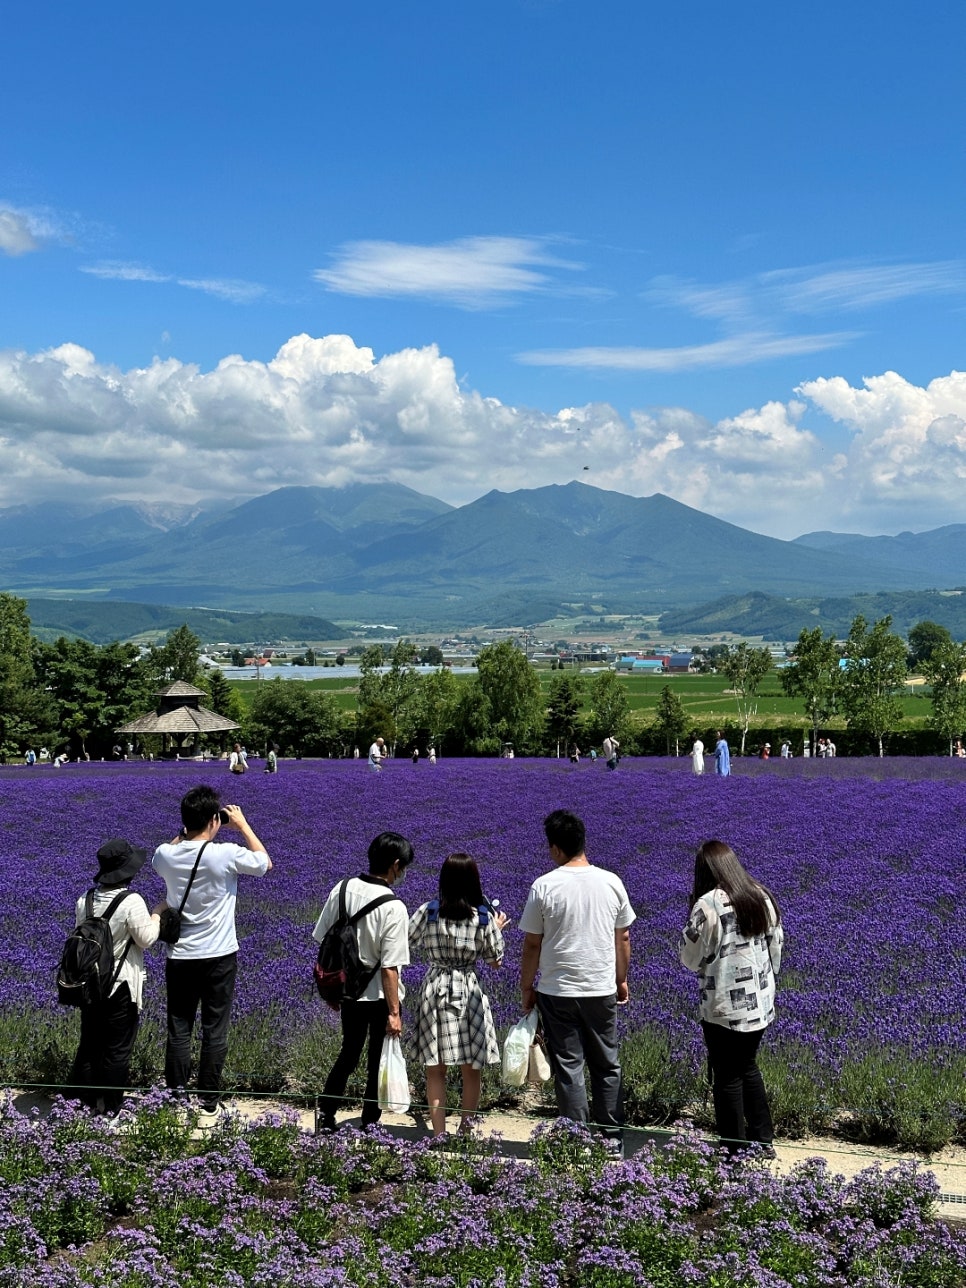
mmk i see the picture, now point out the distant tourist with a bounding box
[602,735,619,770]
[691,737,705,775]
[368,737,385,771]
[569,744,580,764]
[229,743,247,775]
[679,840,783,1156]
[412,748,420,765]
[428,745,437,764]
[956,739,965,758]
[714,732,730,777]
[760,743,771,760]
[265,744,278,774]
[780,740,791,759]
[24,748,36,766]
[825,739,836,758]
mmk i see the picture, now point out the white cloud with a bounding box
[81,261,172,282]
[177,277,266,303]
[313,235,581,307]
[0,333,964,538]
[0,205,54,256]
[517,331,855,372]
[767,261,966,312]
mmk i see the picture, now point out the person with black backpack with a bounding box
[64,839,164,1116]
[312,832,414,1132]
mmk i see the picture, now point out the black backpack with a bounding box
[57,889,134,1008]
[313,878,396,1011]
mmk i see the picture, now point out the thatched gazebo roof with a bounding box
[116,680,240,737]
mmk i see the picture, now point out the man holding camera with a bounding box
[153,784,272,1115]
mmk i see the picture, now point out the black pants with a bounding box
[69,982,139,1115]
[702,1020,774,1150]
[164,953,237,1110]
[319,997,388,1128]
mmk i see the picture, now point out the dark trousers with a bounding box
[164,953,237,1110]
[69,982,139,1115]
[319,997,388,1127]
[702,1020,774,1149]
[536,992,623,1137]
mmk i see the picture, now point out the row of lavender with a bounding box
[2,1092,964,1287]
[3,757,965,1149]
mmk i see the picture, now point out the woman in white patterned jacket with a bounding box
[679,840,783,1155]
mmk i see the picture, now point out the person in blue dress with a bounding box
[714,731,731,777]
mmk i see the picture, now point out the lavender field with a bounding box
[3,755,966,1150]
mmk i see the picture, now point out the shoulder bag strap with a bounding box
[176,840,211,916]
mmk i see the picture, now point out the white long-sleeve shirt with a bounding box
[73,886,160,1010]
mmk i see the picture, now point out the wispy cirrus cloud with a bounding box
[80,261,265,303]
[177,277,266,303]
[80,261,171,282]
[764,260,966,312]
[313,235,582,307]
[517,330,855,373]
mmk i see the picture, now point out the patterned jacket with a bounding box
[679,888,783,1032]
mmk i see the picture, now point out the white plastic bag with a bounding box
[377,1035,411,1113]
[502,1010,538,1086]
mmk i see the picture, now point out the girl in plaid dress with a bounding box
[409,853,508,1136]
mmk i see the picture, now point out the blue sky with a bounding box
[2,1,964,538]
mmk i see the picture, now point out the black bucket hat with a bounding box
[95,838,148,886]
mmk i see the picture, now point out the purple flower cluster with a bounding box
[1,1093,964,1286]
[3,757,966,1144]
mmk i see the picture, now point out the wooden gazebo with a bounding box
[116,680,240,756]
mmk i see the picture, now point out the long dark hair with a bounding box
[690,840,780,938]
[437,852,485,922]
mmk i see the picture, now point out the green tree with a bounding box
[546,673,584,752]
[450,680,499,756]
[475,640,544,753]
[654,685,688,755]
[410,666,459,753]
[781,627,841,753]
[840,615,908,757]
[420,644,444,666]
[0,595,53,758]
[359,639,422,752]
[924,639,966,755]
[35,637,146,759]
[907,620,953,670]
[720,643,773,755]
[585,670,630,746]
[202,666,246,723]
[144,624,204,687]
[245,678,341,757]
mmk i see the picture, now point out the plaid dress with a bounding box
[408,903,505,1069]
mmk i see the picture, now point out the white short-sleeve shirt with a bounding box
[519,865,636,997]
[152,839,269,959]
[312,875,409,1002]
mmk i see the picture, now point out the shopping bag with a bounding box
[502,1010,538,1086]
[377,1035,411,1113]
[527,1033,552,1084]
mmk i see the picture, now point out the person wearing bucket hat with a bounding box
[68,838,165,1116]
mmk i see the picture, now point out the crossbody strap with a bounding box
[176,840,211,915]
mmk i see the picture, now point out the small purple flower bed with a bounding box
[2,1091,964,1287]
[3,757,966,1148]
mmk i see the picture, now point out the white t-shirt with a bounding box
[368,742,383,768]
[312,875,409,1002]
[519,865,636,997]
[153,839,270,959]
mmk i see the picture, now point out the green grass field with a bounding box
[229,668,935,733]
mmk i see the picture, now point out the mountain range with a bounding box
[4,481,966,631]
